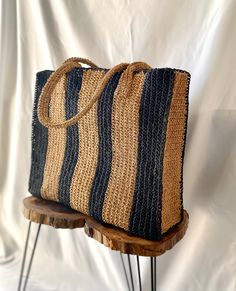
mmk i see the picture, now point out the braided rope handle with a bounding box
[37,57,151,128]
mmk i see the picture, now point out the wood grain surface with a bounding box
[23,196,189,256]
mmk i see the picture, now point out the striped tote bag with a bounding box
[29,57,190,240]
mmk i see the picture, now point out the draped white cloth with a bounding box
[0,0,236,290]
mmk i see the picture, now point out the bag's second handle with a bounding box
[37,57,151,128]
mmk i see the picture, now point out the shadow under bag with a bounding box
[29,57,191,240]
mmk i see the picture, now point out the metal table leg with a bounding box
[120,253,131,291]
[121,253,157,291]
[150,257,157,291]
[17,222,41,291]
[136,256,142,291]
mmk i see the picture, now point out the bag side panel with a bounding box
[128,69,175,240]
[28,71,52,197]
[161,71,190,234]
[69,70,106,214]
[58,69,83,205]
[40,75,67,201]
[88,72,122,220]
[101,71,146,230]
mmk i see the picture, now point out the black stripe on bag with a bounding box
[129,69,175,240]
[29,71,52,197]
[58,69,83,206]
[89,72,122,221]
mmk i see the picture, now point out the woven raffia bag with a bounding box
[29,57,190,240]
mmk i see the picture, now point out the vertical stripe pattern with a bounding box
[30,66,190,241]
[129,69,175,240]
[58,69,83,205]
[89,72,122,221]
[70,70,105,214]
[41,75,67,201]
[29,71,52,196]
[161,71,189,233]
[101,72,146,230]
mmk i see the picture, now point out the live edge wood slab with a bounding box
[23,196,189,257]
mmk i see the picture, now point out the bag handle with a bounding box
[37,57,151,128]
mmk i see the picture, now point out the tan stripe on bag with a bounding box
[161,71,188,234]
[41,75,67,201]
[70,70,105,214]
[102,71,145,230]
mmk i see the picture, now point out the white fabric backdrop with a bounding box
[0,0,236,290]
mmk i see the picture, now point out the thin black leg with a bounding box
[150,256,157,291]
[17,221,32,291]
[21,223,42,291]
[127,254,135,291]
[136,256,142,291]
[154,256,156,291]
[150,257,154,291]
[120,253,131,291]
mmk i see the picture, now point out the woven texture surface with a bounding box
[29,64,190,240]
